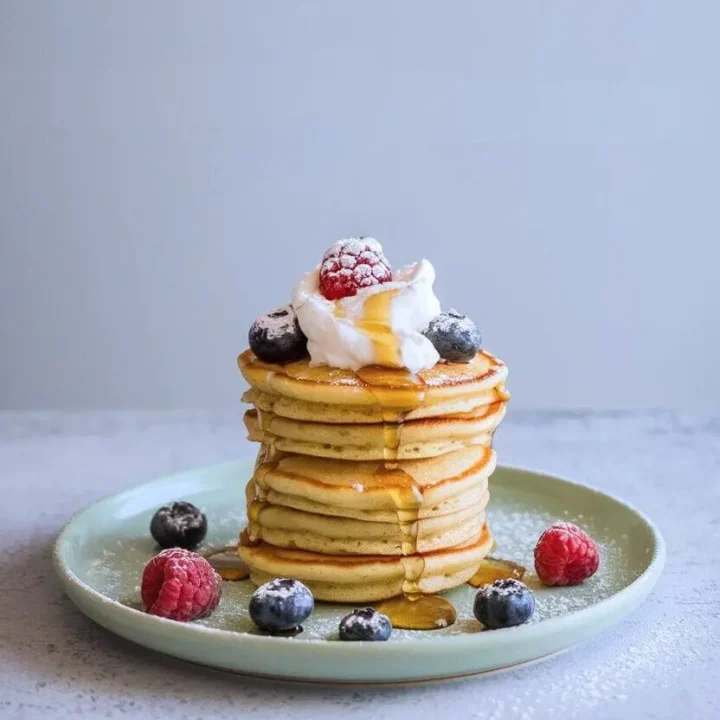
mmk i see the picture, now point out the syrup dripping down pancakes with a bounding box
[238,351,509,602]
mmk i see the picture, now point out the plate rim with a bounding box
[53,460,666,659]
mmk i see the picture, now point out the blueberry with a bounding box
[473,578,535,630]
[150,501,207,550]
[249,578,314,632]
[339,607,392,642]
[248,305,307,364]
[423,310,481,363]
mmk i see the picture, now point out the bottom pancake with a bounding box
[238,525,493,603]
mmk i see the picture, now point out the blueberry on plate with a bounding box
[150,501,207,550]
[339,607,392,642]
[249,578,314,633]
[423,310,481,363]
[248,305,307,364]
[473,578,535,630]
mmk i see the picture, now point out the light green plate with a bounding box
[54,461,664,684]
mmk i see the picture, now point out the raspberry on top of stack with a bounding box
[237,238,510,603]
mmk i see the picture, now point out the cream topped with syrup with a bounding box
[293,259,441,373]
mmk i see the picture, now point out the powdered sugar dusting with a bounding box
[204,546,248,572]
[427,308,476,333]
[325,237,383,257]
[319,237,392,294]
[341,608,388,633]
[77,478,654,651]
[253,578,308,602]
[480,578,529,599]
[153,503,205,533]
[354,263,372,278]
[250,305,299,341]
[253,305,299,340]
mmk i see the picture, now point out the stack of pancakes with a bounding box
[237,349,509,602]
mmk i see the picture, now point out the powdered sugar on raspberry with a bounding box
[319,237,392,300]
[327,237,383,257]
[353,263,372,279]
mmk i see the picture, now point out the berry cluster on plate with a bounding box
[138,499,600,638]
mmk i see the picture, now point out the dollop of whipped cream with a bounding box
[293,259,441,373]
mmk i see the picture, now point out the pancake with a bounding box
[238,349,509,413]
[246,498,488,555]
[242,385,509,424]
[238,525,494,602]
[244,402,506,461]
[249,445,496,520]
[256,482,488,524]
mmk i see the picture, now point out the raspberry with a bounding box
[534,522,600,586]
[319,237,393,300]
[141,548,221,621]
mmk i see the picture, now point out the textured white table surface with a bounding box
[1,410,718,719]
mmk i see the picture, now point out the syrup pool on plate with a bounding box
[372,594,457,630]
[205,547,251,581]
[467,557,526,588]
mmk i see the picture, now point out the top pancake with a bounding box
[238,349,509,419]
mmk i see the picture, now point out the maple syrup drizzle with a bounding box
[245,477,258,506]
[354,366,427,467]
[205,547,251,581]
[333,287,431,465]
[373,594,457,630]
[331,288,402,368]
[251,458,279,504]
[239,527,260,548]
[217,567,250,581]
[356,289,402,366]
[466,557,526,588]
[359,374,426,554]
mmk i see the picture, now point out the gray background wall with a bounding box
[1,1,718,411]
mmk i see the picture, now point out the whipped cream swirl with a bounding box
[293,259,441,373]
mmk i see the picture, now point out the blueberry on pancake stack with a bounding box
[238,239,509,603]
